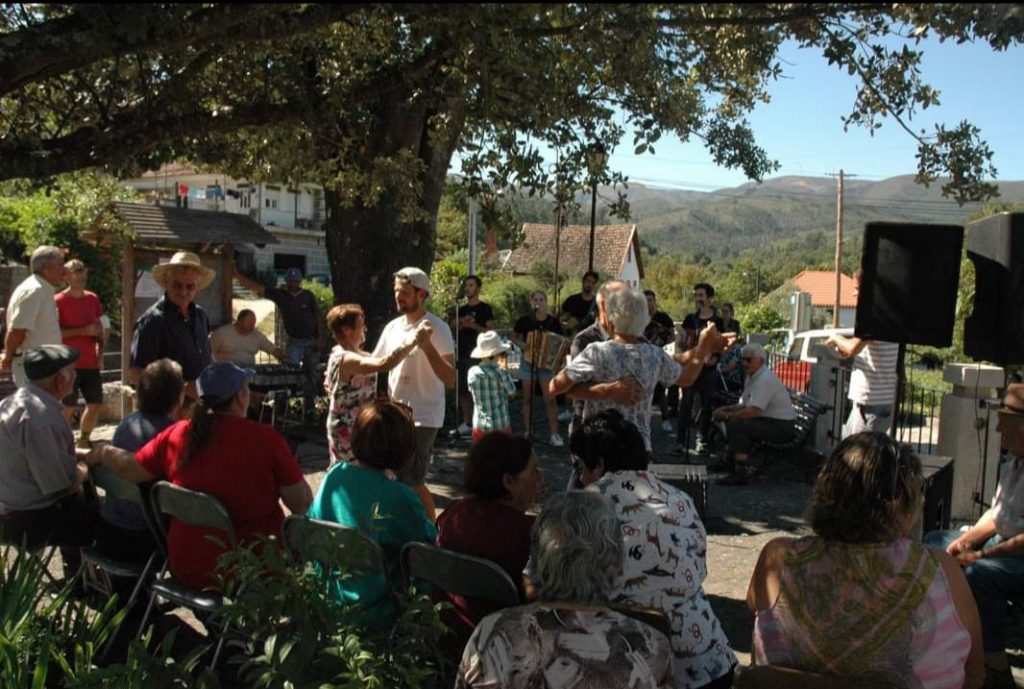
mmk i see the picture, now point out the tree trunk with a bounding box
[323,89,468,339]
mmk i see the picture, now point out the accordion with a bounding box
[523,330,572,372]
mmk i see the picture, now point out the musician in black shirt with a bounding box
[675,282,723,454]
[511,290,565,446]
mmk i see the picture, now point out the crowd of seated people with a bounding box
[12,336,1019,689]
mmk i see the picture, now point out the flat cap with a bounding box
[23,345,79,381]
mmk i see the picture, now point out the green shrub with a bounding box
[215,537,452,689]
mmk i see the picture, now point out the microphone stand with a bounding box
[526,307,544,440]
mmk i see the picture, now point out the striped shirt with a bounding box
[467,361,516,432]
[848,340,898,406]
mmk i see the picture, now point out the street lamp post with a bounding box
[585,142,606,273]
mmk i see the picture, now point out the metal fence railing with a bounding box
[767,346,943,455]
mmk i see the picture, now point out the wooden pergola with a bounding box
[83,202,280,383]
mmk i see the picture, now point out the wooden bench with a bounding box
[750,393,830,482]
[647,463,708,522]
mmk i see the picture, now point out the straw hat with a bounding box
[152,252,215,290]
[470,331,510,359]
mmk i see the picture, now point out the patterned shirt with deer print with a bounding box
[587,470,736,689]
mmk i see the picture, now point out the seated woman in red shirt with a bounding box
[436,432,543,646]
[88,361,313,589]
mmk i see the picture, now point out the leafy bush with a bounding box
[740,302,787,335]
[215,538,452,689]
[0,546,217,689]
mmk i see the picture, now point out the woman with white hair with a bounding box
[457,490,672,689]
[550,287,690,450]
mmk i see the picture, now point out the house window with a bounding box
[264,198,278,209]
[239,192,250,209]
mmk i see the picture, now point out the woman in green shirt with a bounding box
[308,399,437,627]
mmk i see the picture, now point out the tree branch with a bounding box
[0,4,365,98]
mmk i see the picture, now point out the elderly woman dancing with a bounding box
[457,490,673,689]
[747,432,984,689]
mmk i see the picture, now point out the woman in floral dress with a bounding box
[324,304,424,464]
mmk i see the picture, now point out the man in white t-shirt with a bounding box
[712,342,795,486]
[372,267,455,518]
[2,246,67,387]
[210,309,288,367]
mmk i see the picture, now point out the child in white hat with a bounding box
[466,331,516,441]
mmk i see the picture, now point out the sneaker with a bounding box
[550,433,565,448]
[661,420,674,433]
[457,422,472,437]
[558,410,572,423]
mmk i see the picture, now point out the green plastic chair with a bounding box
[400,541,520,608]
[79,465,162,657]
[140,481,238,669]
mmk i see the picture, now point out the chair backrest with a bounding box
[90,463,143,504]
[400,542,520,607]
[608,604,673,639]
[148,481,237,551]
[281,514,386,575]
[735,665,907,689]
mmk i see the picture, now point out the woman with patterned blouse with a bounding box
[747,432,984,689]
[457,490,673,689]
[573,410,737,689]
[323,304,424,464]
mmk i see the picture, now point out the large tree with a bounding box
[2,4,1021,330]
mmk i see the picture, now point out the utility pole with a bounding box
[826,170,857,327]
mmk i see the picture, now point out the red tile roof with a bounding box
[503,223,642,279]
[786,270,857,308]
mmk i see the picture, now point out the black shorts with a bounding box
[62,368,103,405]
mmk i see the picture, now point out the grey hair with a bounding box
[604,288,650,337]
[30,246,63,274]
[528,491,623,605]
[741,342,767,362]
[529,290,547,301]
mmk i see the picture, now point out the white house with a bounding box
[123,164,331,281]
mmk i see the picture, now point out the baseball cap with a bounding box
[394,266,430,292]
[284,267,303,282]
[197,362,255,405]
[23,345,80,381]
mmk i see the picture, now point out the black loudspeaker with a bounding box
[964,213,1024,365]
[855,222,964,347]
[912,454,953,541]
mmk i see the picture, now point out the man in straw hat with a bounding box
[129,251,215,403]
[0,345,99,578]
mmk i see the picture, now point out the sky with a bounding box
[453,35,1024,193]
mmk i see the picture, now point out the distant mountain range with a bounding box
[610,174,1024,258]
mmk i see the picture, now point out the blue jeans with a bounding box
[285,337,318,409]
[924,529,1024,652]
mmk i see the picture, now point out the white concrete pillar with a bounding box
[938,363,1004,522]
[809,344,846,455]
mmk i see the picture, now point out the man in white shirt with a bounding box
[372,267,455,518]
[210,309,288,367]
[1,246,67,387]
[712,342,795,486]
[925,383,1024,688]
